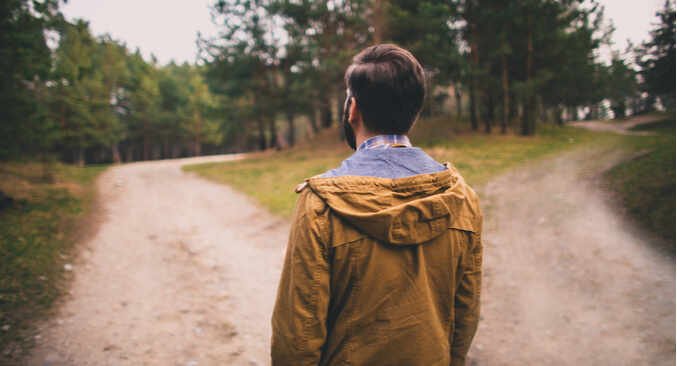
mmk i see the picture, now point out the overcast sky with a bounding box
[60,0,669,66]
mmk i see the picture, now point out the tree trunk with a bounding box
[111,143,122,164]
[428,79,436,117]
[321,98,332,128]
[287,109,295,147]
[500,0,509,135]
[482,89,492,134]
[508,91,517,125]
[257,115,266,151]
[268,112,278,150]
[308,107,319,134]
[75,146,85,167]
[194,109,201,157]
[469,86,478,131]
[143,119,150,160]
[454,82,463,120]
[501,46,509,134]
[521,8,534,136]
[372,0,385,44]
[124,145,133,163]
[336,85,344,124]
[60,103,68,161]
[468,0,479,131]
[555,105,564,125]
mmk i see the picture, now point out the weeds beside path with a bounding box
[0,162,105,361]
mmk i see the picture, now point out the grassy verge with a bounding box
[606,117,676,246]
[412,117,621,186]
[184,128,353,217]
[184,116,621,218]
[0,161,106,359]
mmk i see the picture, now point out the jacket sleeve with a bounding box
[271,189,331,366]
[449,218,483,366]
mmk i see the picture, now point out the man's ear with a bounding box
[348,97,360,125]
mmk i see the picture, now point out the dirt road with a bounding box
[568,114,666,135]
[28,118,674,365]
[28,155,290,366]
[467,145,675,365]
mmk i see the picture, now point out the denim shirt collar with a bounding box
[357,135,412,151]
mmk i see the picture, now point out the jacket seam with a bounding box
[473,230,482,303]
[295,192,329,364]
[341,239,360,364]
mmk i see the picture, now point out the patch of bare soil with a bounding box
[27,155,289,366]
[467,145,675,365]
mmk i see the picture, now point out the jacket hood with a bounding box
[305,163,481,246]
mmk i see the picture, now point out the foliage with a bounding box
[635,1,676,109]
[0,0,673,164]
[0,0,59,159]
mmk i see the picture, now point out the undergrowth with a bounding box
[606,117,676,247]
[0,161,105,360]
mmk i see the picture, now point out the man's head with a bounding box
[344,44,426,139]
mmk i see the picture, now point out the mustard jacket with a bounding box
[271,163,483,366]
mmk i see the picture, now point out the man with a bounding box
[271,44,483,366]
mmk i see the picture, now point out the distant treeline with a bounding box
[1,0,674,165]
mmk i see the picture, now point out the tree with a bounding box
[92,35,130,163]
[52,20,99,166]
[387,0,463,117]
[125,52,161,161]
[0,0,60,160]
[156,63,191,158]
[537,1,605,123]
[604,54,637,118]
[186,68,223,156]
[637,0,676,109]
[455,0,605,134]
[207,0,285,150]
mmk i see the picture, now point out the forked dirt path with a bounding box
[28,116,674,366]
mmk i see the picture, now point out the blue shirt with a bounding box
[358,135,413,150]
[322,135,447,179]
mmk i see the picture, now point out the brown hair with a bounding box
[345,44,426,134]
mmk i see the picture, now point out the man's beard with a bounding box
[342,98,357,150]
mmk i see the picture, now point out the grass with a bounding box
[184,116,622,218]
[0,161,105,358]
[184,127,353,217]
[606,117,676,246]
[412,116,620,186]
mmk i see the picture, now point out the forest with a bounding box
[1,0,675,166]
